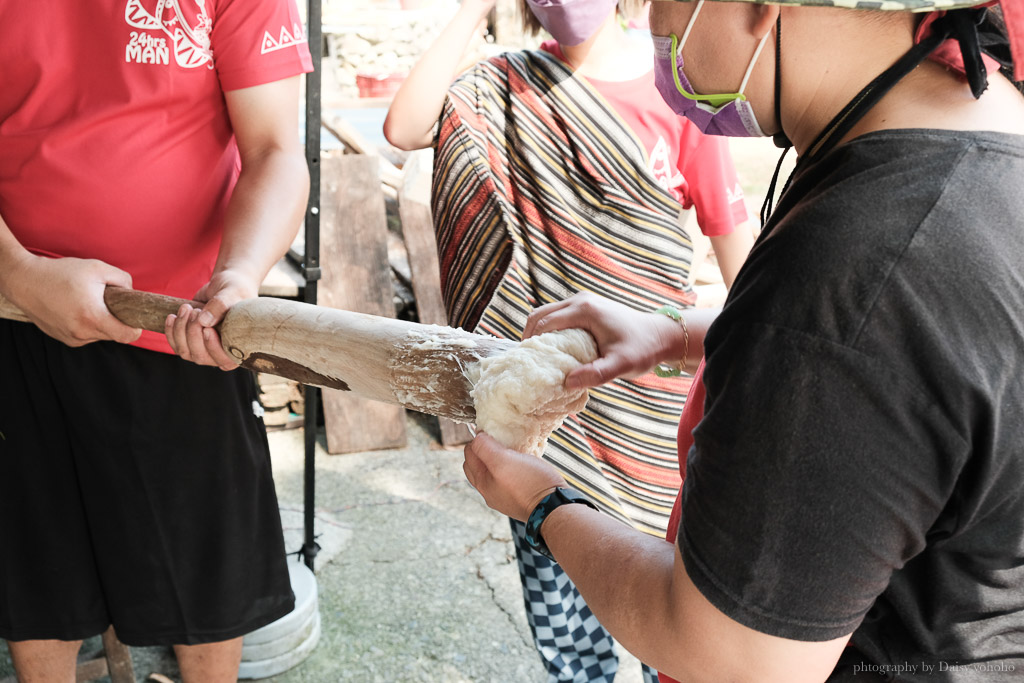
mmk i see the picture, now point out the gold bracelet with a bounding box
[654,305,689,378]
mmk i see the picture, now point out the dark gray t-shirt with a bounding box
[680,130,1024,680]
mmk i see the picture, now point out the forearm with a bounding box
[541,505,685,673]
[660,306,720,374]
[709,223,755,288]
[214,147,308,290]
[382,2,492,150]
[540,503,848,683]
[0,215,33,299]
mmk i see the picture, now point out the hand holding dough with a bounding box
[469,329,598,456]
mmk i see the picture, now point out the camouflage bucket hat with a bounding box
[660,0,1024,80]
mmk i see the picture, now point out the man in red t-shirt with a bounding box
[0,1,312,680]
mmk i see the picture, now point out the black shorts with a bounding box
[0,320,294,646]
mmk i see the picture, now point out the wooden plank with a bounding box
[321,112,404,193]
[261,381,303,407]
[74,659,108,682]
[322,113,379,158]
[398,149,473,447]
[258,372,305,431]
[101,626,135,683]
[319,153,407,453]
[258,255,305,298]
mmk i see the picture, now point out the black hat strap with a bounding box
[802,17,953,164]
[760,13,793,228]
[759,10,962,229]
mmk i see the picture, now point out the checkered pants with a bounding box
[510,518,661,683]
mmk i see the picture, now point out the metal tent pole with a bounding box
[300,0,323,572]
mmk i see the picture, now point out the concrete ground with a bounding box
[0,411,646,683]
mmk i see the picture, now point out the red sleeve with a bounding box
[653,361,701,680]
[676,124,750,237]
[666,359,704,541]
[212,0,314,91]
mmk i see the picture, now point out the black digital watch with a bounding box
[525,487,599,561]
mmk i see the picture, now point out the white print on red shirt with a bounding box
[125,0,212,68]
[261,24,307,55]
[727,182,746,205]
[648,135,685,202]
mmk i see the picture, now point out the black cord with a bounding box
[758,12,957,231]
[760,146,792,228]
[950,8,990,98]
[801,15,954,170]
[771,13,790,151]
[761,12,793,229]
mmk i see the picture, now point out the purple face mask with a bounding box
[650,1,770,138]
[526,0,619,47]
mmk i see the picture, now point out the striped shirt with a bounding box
[432,50,738,535]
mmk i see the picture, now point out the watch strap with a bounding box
[525,488,598,561]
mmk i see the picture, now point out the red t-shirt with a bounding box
[542,42,749,237]
[0,0,313,353]
[667,359,705,540]
[658,359,706,683]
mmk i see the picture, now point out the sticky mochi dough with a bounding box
[468,329,598,456]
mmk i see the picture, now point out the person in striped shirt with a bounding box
[385,1,752,680]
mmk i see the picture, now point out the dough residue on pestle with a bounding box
[468,329,598,456]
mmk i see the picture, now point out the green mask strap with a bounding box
[670,33,747,108]
[668,0,773,112]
